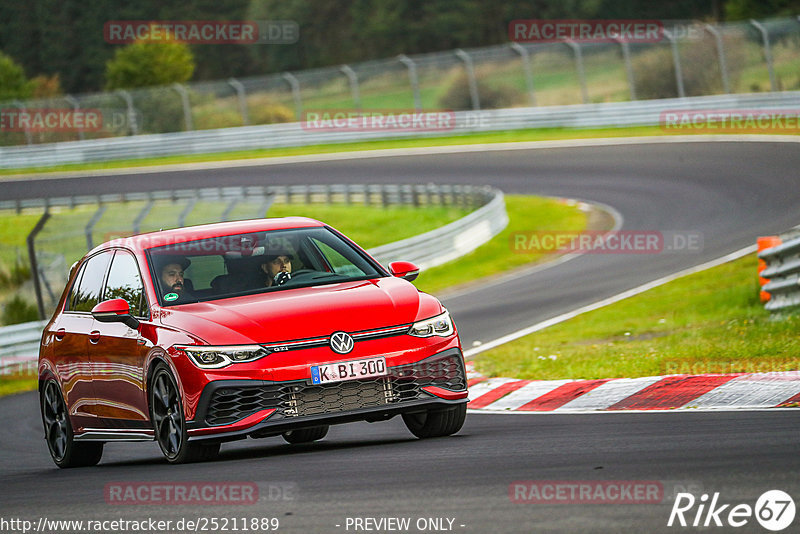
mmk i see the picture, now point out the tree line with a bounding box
[0,0,798,97]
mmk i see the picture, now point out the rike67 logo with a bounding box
[668,490,795,531]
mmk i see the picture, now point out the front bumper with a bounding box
[185,348,467,441]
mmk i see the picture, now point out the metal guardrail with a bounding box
[2,92,799,169]
[0,184,508,363]
[760,233,800,311]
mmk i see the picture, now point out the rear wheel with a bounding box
[282,425,329,444]
[402,403,467,438]
[150,364,219,464]
[40,379,103,468]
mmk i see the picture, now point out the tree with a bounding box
[105,40,195,90]
[0,52,33,102]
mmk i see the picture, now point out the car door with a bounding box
[50,250,113,430]
[87,249,152,426]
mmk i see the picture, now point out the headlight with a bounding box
[408,310,454,338]
[178,345,269,369]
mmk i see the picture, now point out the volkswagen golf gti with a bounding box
[38,217,468,467]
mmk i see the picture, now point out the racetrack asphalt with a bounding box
[1,138,799,532]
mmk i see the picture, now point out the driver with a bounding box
[158,256,193,300]
[259,250,293,287]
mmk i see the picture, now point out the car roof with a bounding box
[89,216,325,255]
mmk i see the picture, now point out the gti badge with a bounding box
[330,331,354,354]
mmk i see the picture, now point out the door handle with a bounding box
[89,330,101,344]
[55,328,66,341]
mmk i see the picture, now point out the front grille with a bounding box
[203,352,466,426]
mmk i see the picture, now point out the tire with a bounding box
[282,425,329,444]
[40,379,103,468]
[402,403,467,439]
[149,363,220,464]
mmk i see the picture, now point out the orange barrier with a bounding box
[757,236,782,302]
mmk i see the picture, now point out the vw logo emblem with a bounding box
[329,331,354,354]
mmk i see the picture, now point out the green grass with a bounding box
[0,375,38,397]
[5,125,787,178]
[415,196,589,295]
[474,254,800,380]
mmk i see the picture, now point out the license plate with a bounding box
[310,356,387,385]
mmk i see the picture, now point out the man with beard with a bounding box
[158,256,194,302]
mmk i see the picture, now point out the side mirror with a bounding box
[389,261,420,282]
[91,298,140,330]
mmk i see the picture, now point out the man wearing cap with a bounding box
[260,251,293,287]
[158,256,194,300]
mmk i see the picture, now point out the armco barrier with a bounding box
[0,185,508,361]
[2,92,799,169]
[760,231,800,312]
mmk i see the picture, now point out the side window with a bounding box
[104,251,148,317]
[70,251,113,312]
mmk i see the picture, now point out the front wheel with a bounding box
[402,403,467,439]
[150,364,219,464]
[40,379,103,468]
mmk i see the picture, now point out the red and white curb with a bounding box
[465,362,800,412]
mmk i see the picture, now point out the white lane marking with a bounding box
[5,134,800,181]
[467,377,520,402]
[555,376,665,411]
[688,373,800,409]
[480,379,571,410]
[464,244,757,358]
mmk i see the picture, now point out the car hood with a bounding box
[157,277,443,344]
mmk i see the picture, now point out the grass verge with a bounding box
[0,375,37,397]
[474,253,800,380]
[3,125,785,178]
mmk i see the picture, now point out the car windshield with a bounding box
[146,226,385,306]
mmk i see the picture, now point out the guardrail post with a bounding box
[84,204,107,250]
[663,30,686,98]
[64,95,85,140]
[227,78,250,126]
[612,37,637,101]
[563,40,589,104]
[114,90,138,135]
[10,101,32,145]
[454,49,480,110]
[27,210,51,320]
[132,196,154,235]
[340,65,362,112]
[750,20,777,91]
[397,55,422,112]
[510,43,537,106]
[281,72,303,120]
[704,24,731,94]
[172,83,194,131]
[221,196,239,222]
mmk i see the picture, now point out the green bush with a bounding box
[0,262,31,289]
[1,294,39,325]
[0,52,33,101]
[105,41,195,91]
[438,71,517,110]
[632,38,744,99]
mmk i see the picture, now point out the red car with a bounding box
[38,217,467,467]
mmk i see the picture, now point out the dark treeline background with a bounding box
[0,0,797,94]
